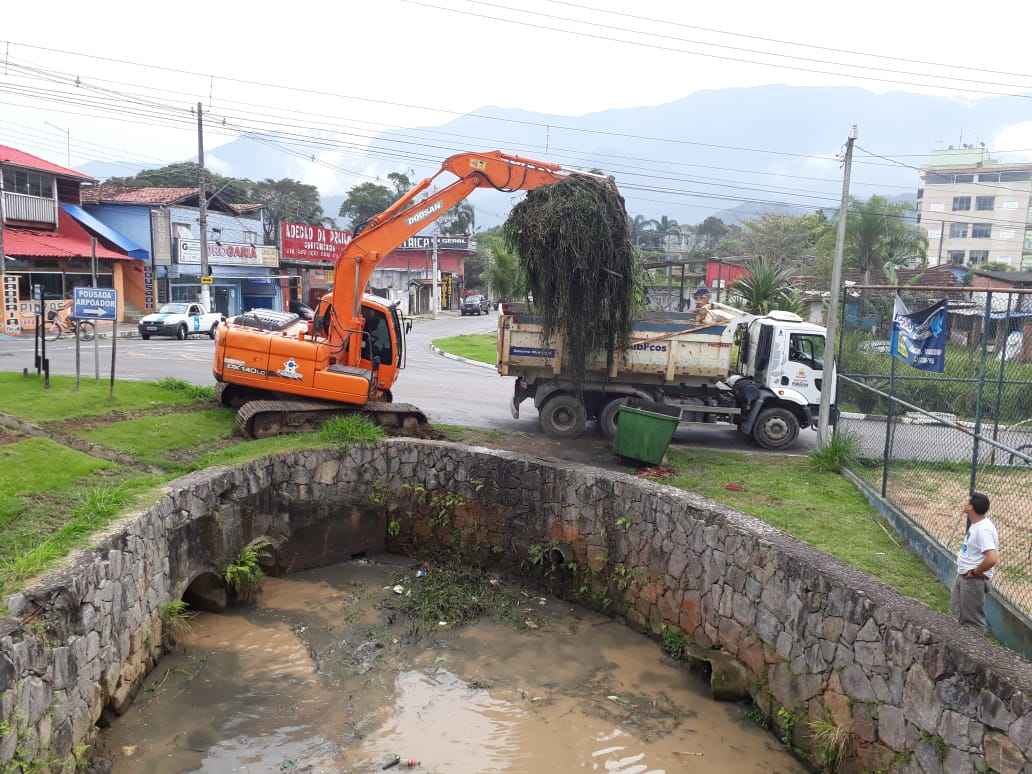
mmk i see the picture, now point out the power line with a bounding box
[543,0,1032,82]
[459,0,1032,93]
[402,1,1032,101]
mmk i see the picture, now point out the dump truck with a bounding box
[498,303,834,450]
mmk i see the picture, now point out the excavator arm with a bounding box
[329,151,583,364]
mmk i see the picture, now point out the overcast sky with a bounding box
[3,0,1032,197]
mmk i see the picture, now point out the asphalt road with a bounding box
[0,313,820,454]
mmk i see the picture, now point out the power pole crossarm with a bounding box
[196,102,211,312]
[817,125,857,446]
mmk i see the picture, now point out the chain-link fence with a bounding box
[836,284,1032,618]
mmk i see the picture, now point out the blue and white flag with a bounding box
[890,296,949,372]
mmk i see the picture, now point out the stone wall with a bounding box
[1,440,1030,773]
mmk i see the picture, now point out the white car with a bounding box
[138,302,224,340]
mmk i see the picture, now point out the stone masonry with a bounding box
[0,440,1029,772]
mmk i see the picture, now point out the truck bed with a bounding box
[497,305,738,385]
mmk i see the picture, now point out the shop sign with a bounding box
[143,266,154,309]
[178,239,277,267]
[397,235,475,251]
[280,222,352,262]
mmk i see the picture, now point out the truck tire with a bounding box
[752,407,800,450]
[176,324,188,341]
[599,397,630,440]
[539,394,587,439]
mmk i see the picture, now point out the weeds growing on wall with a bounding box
[159,600,196,644]
[503,174,639,384]
[223,538,272,604]
[319,415,385,448]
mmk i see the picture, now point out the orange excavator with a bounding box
[213,150,575,437]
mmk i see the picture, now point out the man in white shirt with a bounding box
[952,492,1000,631]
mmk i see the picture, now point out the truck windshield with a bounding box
[789,333,825,371]
[158,304,189,314]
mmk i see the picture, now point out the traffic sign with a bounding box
[72,287,117,321]
[200,275,214,285]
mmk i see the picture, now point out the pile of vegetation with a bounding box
[503,174,639,382]
[392,564,525,633]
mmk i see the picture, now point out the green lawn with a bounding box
[433,333,497,365]
[192,434,333,469]
[0,438,113,524]
[78,408,237,467]
[666,449,950,612]
[0,372,204,422]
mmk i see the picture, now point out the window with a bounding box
[955,174,974,183]
[999,171,1032,182]
[916,188,924,199]
[948,251,966,265]
[949,222,968,238]
[976,196,995,211]
[925,173,953,184]
[188,305,202,316]
[972,223,992,239]
[978,173,1001,183]
[173,222,192,240]
[211,227,222,240]
[788,333,825,371]
[9,170,51,197]
[243,230,257,245]
[968,250,989,264]
[952,196,971,211]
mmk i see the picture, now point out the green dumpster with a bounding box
[614,403,680,465]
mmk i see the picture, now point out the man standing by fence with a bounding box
[953,492,1000,631]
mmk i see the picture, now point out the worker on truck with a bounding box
[692,286,717,325]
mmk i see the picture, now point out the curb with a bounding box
[429,343,496,370]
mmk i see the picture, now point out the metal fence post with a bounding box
[881,348,897,498]
[989,291,1013,466]
[970,290,993,493]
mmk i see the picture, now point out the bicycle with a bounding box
[43,308,96,342]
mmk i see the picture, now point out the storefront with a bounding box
[166,239,282,316]
[278,222,349,310]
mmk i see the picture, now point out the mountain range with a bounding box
[76,84,1032,230]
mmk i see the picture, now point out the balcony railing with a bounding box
[2,191,58,226]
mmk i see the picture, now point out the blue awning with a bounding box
[61,204,149,260]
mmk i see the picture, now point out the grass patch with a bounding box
[432,333,497,365]
[666,448,950,612]
[0,474,169,596]
[0,372,206,422]
[392,564,525,633]
[0,438,113,525]
[435,424,509,445]
[154,377,216,402]
[78,409,237,466]
[192,434,333,469]
[318,415,385,448]
[808,431,860,473]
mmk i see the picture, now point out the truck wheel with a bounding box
[752,407,800,450]
[539,394,587,439]
[141,334,150,341]
[599,397,630,440]
[176,324,188,341]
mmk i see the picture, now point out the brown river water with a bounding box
[100,558,804,773]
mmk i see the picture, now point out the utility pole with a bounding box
[196,102,211,312]
[431,233,439,319]
[817,125,857,446]
[0,184,7,334]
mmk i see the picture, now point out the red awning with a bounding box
[3,209,132,261]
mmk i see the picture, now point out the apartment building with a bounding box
[917,146,1032,271]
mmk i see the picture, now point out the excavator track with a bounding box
[236,399,429,439]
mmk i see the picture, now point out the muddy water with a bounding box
[101,559,803,773]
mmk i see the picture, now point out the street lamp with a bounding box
[43,122,71,168]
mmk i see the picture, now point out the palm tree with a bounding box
[840,196,927,284]
[730,257,798,315]
[628,214,657,247]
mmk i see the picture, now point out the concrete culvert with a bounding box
[182,571,227,613]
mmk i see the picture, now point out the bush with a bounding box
[223,538,271,604]
[809,431,860,473]
[318,414,385,447]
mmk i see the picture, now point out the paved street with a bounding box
[0,313,820,454]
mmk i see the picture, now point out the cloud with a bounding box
[992,122,1032,160]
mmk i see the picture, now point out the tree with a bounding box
[440,201,474,236]
[105,162,251,202]
[696,216,730,252]
[817,196,927,284]
[387,171,413,197]
[627,214,656,246]
[730,257,799,315]
[741,213,826,265]
[338,182,396,228]
[481,234,525,301]
[981,261,1012,273]
[247,178,323,242]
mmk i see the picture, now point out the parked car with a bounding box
[138,302,225,340]
[461,295,490,316]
